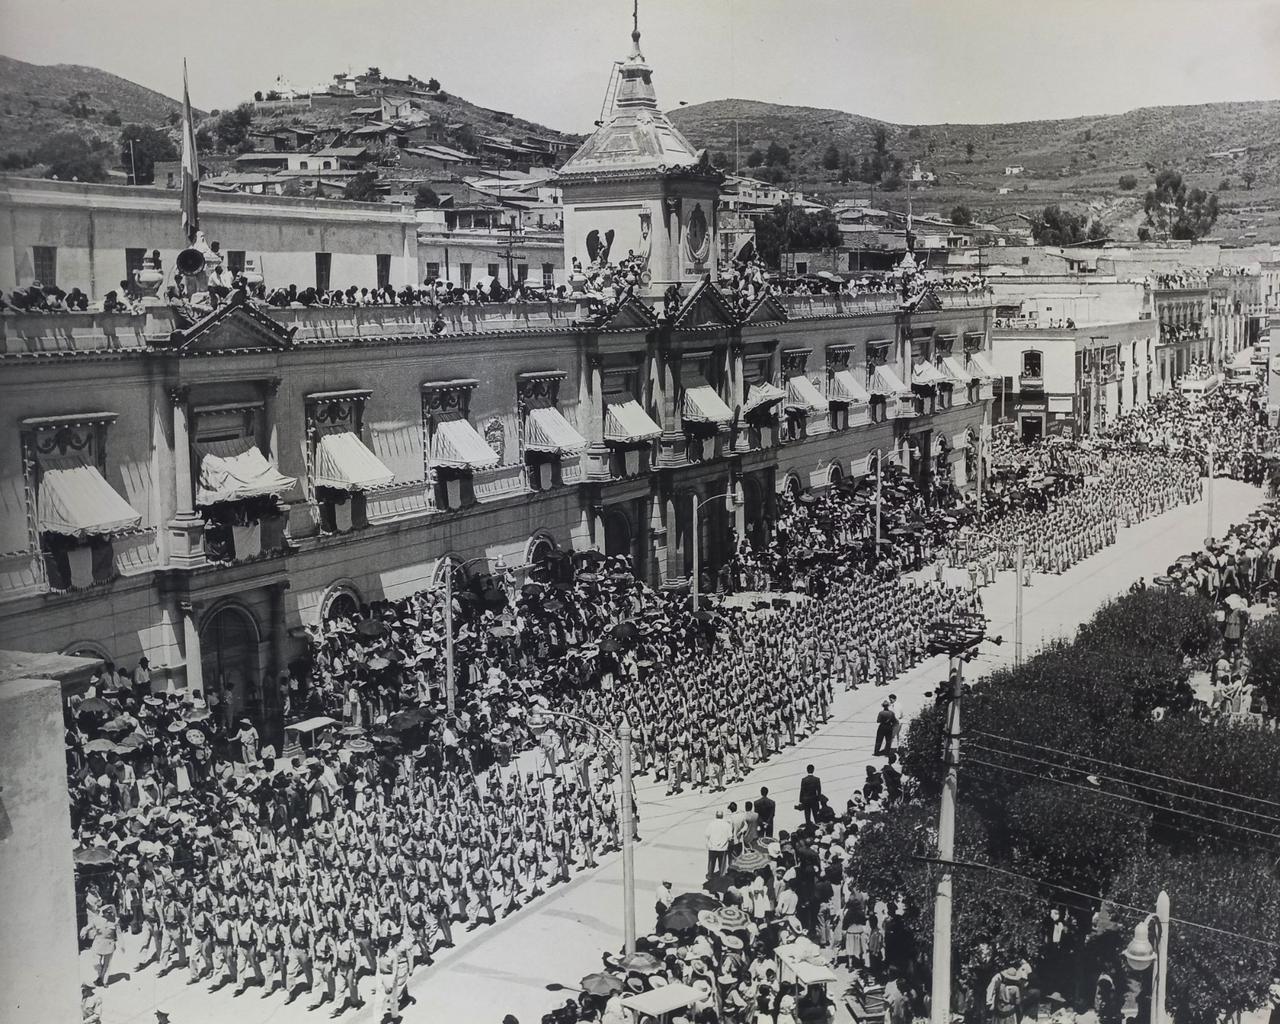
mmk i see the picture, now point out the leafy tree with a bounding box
[820,143,840,171]
[35,132,106,182]
[745,147,764,168]
[343,170,382,202]
[1218,178,1231,191]
[965,140,975,161]
[1029,204,1106,245]
[195,126,212,152]
[119,124,177,185]
[254,90,264,102]
[454,123,477,154]
[950,204,973,226]
[166,110,181,126]
[427,77,441,92]
[880,173,902,192]
[710,150,729,169]
[873,126,889,156]
[764,141,790,167]
[1244,616,1280,713]
[1142,169,1219,240]
[214,103,254,152]
[1242,170,1256,190]
[1137,226,1151,242]
[414,184,440,208]
[754,203,841,268]
[103,108,121,127]
[1118,174,1138,190]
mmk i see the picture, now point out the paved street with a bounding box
[91,479,1261,1024]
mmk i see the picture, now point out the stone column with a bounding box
[656,349,684,467]
[590,503,606,553]
[583,352,611,480]
[267,581,290,734]
[264,376,282,466]
[179,600,204,697]
[167,387,205,568]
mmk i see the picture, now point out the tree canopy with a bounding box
[342,170,382,203]
[1029,204,1106,245]
[413,184,440,209]
[35,132,106,182]
[120,124,177,185]
[951,204,973,226]
[753,203,841,269]
[213,103,254,152]
[1143,169,1219,240]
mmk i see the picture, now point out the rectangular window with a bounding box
[487,263,500,281]
[517,263,529,283]
[542,263,555,289]
[124,248,146,284]
[459,263,472,289]
[425,261,441,282]
[376,253,391,289]
[33,245,57,287]
[226,250,246,275]
[795,260,808,276]
[315,252,332,293]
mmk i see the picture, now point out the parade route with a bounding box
[88,479,1261,1024]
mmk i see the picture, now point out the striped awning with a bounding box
[869,365,911,398]
[431,418,499,471]
[37,458,141,538]
[743,381,787,416]
[785,375,829,415]
[525,406,586,455]
[682,384,733,426]
[912,361,947,387]
[967,352,998,380]
[604,396,661,444]
[940,356,974,385]
[196,440,298,506]
[314,431,394,490]
[828,369,871,405]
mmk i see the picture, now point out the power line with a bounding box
[967,742,1280,828]
[964,756,1280,845]
[971,729,1280,811]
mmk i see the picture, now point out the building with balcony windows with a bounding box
[0,20,996,737]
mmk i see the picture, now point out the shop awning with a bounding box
[940,356,974,385]
[604,395,661,444]
[828,369,871,405]
[525,406,586,455]
[967,352,998,380]
[869,365,911,398]
[785,375,829,415]
[196,440,298,506]
[743,381,787,416]
[314,431,394,491]
[682,384,733,425]
[430,418,499,471]
[37,458,141,538]
[912,361,947,387]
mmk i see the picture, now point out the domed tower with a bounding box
[558,10,723,299]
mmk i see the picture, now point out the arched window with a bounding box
[320,582,362,624]
[827,462,844,486]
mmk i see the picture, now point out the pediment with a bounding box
[597,294,660,330]
[742,291,788,325]
[671,279,737,330]
[167,295,296,354]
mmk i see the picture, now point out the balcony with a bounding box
[776,286,992,320]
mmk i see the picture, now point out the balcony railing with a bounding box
[1019,373,1044,389]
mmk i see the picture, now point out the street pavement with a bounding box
[91,479,1261,1024]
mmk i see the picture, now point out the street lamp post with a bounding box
[690,485,743,611]
[442,553,506,717]
[1123,891,1171,1024]
[966,530,1026,667]
[532,708,637,955]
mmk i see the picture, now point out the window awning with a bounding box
[869,365,912,398]
[431,418,499,471]
[682,384,733,426]
[743,381,787,416]
[785,375,829,415]
[604,395,661,444]
[196,440,298,506]
[828,369,871,405]
[37,458,141,538]
[940,356,974,385]
[967,352,998,380]
[912,361,947,387]
[525,406,586,455]
[314,431,394,491]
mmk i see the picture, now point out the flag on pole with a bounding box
[180,60,199,244]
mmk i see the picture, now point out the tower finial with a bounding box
[631,0,642,54]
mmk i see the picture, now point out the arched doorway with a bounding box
[741,476,767,549]
[201,604,260,729]
[319,582,361,624]
[827,462,843,487]
[525,532,557,569]
[603,508,632,566]
[783,473,803,500]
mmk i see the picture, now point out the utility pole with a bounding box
[1206,442,1215,543]
[874,449,883,554]
[1015,539,1025,667]
[619,715,636,956]
[444,558,455,717]
[128,138,139,186]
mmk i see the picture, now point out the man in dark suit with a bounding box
[874,700,897,756]
[798,765,823,825]
[755,786,776,838]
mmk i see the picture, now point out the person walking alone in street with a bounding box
[798,765,823,825]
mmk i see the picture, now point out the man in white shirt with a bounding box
[705,811,732,879]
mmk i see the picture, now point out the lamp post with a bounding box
[690,484,744,611]
[128,138,139,186]
[530,708,637,955]
[1123,891,1171,1024]
[965,530,1026,667]
[441,553,506,717]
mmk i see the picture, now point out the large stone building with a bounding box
[0,22,995,735]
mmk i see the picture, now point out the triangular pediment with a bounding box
[671,279,737,330]
[909,288,942,313]
[742,291,788,325]
[167,295,296,354]
[596,294,660,331]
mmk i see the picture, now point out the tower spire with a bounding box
[630,0,642,58]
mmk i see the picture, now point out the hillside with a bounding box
[0,55,192,160]
[670,98,1280,244]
